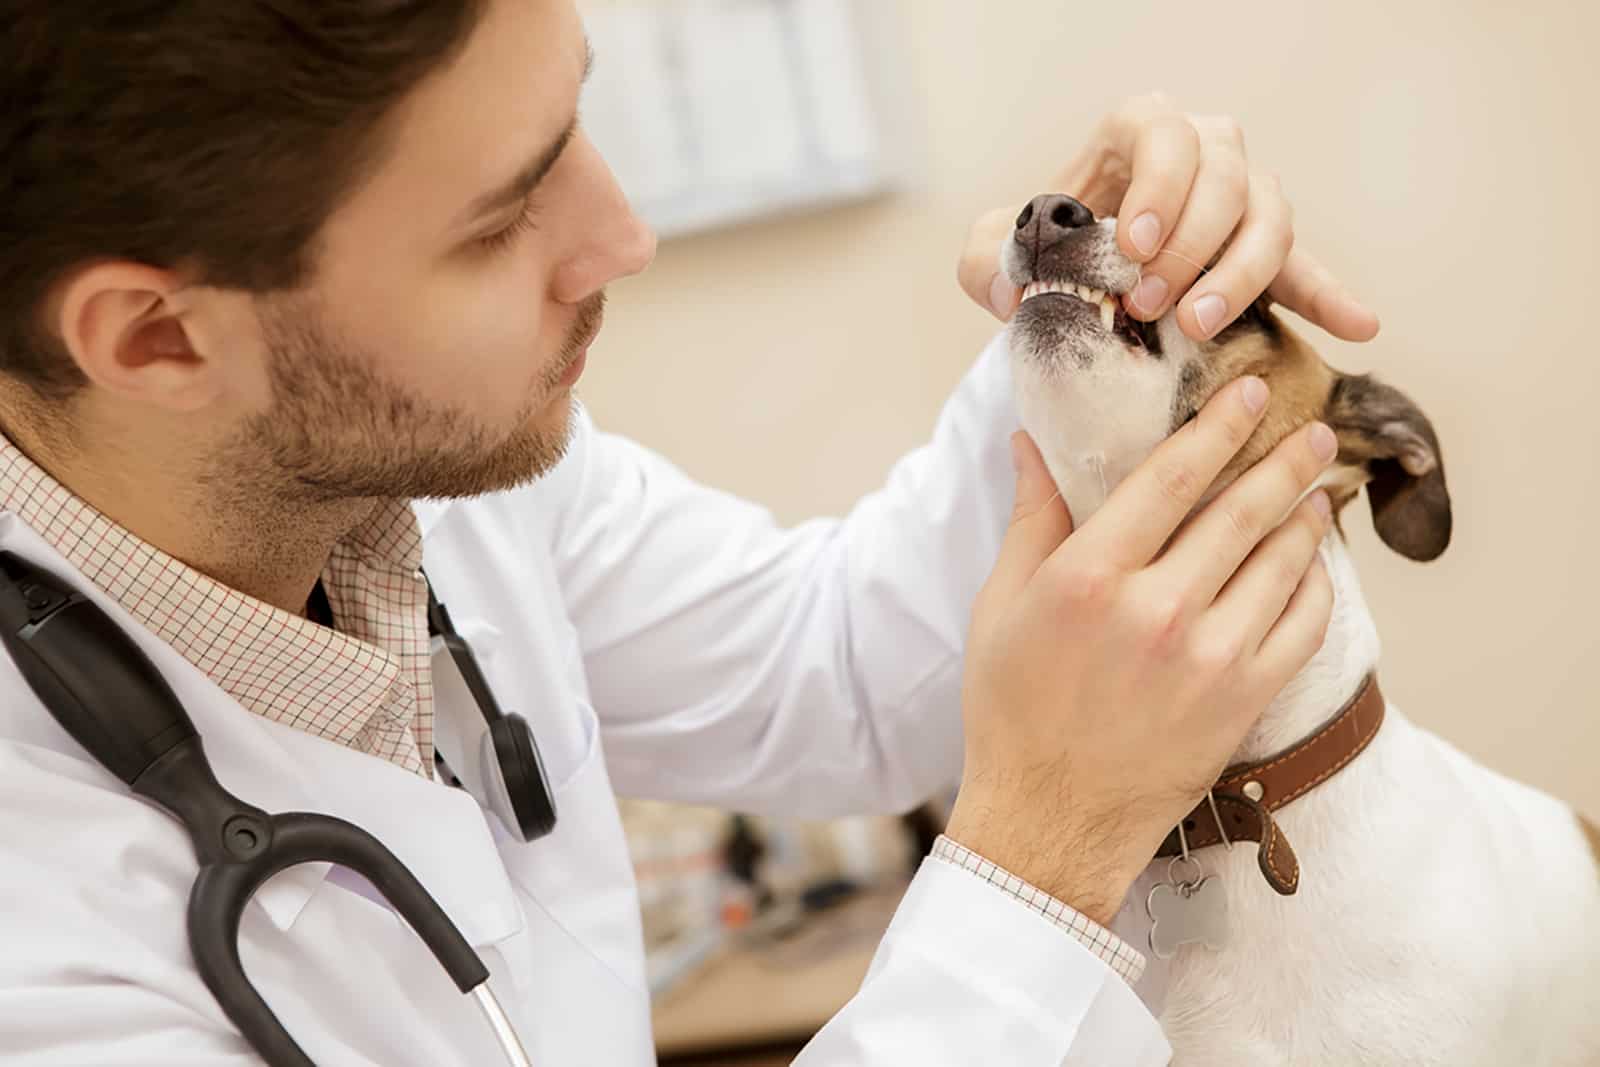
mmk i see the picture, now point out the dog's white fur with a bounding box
[1002,218,1600,1065]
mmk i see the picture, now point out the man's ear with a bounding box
[1323,373,1452,562]
[53,261,220,412]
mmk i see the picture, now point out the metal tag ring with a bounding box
[1166,854,1205,889]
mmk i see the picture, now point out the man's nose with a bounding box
[1015,193,1095,249]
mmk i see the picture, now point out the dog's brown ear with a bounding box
[1324,374,1452,562]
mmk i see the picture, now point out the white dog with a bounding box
[1000,194,1600,1066]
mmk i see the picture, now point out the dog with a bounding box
[1000,193,1600,1066]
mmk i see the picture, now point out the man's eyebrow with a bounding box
[459,40,596,228]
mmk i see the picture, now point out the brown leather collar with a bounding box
[1156,674,1386,896]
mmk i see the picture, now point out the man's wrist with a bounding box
[944,803,1138,927]
[928,834,1149,987]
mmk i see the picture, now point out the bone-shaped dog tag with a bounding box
[1146,877,1230,960]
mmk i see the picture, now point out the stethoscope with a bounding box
[0,550,558,1067]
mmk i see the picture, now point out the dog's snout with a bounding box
[1001,190,1136,295]
[1015,194,1095,248]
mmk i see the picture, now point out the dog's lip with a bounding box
[1024,290,1089,305]
[1017,268,1136,298]
[1018,273,1156,350]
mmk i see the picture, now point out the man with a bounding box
[0,1,1379,1063]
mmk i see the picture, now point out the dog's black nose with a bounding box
[1015,194,1095,247]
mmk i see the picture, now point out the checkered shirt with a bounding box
[0,433,434,776]
[931,834,1147,986]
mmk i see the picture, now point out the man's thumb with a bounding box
[990,431,1074,596]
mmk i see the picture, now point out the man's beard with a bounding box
[223,292,604,504]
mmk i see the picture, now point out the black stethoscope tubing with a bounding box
[0,551,553,1066]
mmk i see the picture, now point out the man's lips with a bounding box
[558,348,587,386]
[575,305,604,352]
[556,304,605,386]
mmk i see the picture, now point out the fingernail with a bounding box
[1310,422,1338,462]
[1009,431,1026,474]
[990,274,1017,319]
[1311,490,1333,520]
[1242,376,1269,414]
[1129,212,1162,257]
[1130,274,1168,316]
[1193,293,1227,336]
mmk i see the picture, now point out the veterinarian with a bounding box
[0,2,1383,1064]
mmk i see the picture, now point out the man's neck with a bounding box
[1,410,377,617]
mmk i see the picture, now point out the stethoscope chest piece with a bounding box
[424,577,557,844]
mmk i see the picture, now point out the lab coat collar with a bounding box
[0,514,523,951]
[410,497,458,540]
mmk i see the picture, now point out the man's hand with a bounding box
[944,378,1338,925]
[956,92,1381,343]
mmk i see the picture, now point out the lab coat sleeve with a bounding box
[551,332,1019,815]
[796,856,1172,1065]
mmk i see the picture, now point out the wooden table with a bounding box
[653,884,905,1062]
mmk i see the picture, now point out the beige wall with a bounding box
[580,1,1600,816]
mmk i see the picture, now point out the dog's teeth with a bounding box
[1026,280,1121,319]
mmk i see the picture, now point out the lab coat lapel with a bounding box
[0,514,524,955]
[410,497,457,539]
[246,713,527,951]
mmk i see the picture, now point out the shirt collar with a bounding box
[0,510,523,947]
[0,433,428,767]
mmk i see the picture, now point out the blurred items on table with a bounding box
[621,795,952,1059]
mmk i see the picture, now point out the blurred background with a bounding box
[571,1,1600,1062]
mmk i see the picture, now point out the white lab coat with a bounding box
[0,335,1169,1065]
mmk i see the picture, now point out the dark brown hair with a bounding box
[0,1,485,400]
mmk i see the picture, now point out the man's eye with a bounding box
[477,198,538,253]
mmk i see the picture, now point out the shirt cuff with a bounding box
[930,834,1147,986]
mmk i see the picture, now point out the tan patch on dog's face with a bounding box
[1217,332,1335,497]
[1166,306,1338,507]
[1167,302,1452,561]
